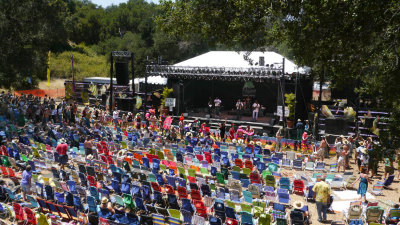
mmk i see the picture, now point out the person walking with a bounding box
[56,138,68,170]
[354,168,370,203]
[21,165,32,201]
[313,177,331,222]
[214,97,221,118]
[252,100,260,121]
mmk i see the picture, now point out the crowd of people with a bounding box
[0,92,399,225]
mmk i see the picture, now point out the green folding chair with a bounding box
[113,194,125,206]
[242,168,251,176]
[168,208,181,219]
[188,168,196,178]
[123,194,135,209]
[232,166,241,172]
[200,167,209,175]
[148,173,157,183]
[178,167,186,176]
[216,173,226,185]
[240,203,252,213]
[258,213,272,225]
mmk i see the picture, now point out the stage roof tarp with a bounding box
[83,76,167,85]
[174,51,308,74]
[148,51,310,82]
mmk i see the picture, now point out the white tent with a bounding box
[174,51,308,74]
[83,76,167,85]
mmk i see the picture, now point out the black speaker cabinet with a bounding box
[115,62,129,85]
[325,118,348,135]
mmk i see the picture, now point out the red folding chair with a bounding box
[187,176,196,183]
[293,179,305,195]
[226,217,239,225]
[99,217,109,225]
[87,175,97,187]
[24,207,37,224]
[177,186,188,199]
[96,144,103,154]
[2,146,8,156]
[12,202,23,221]
[191,189,202,201]
[0,166,9,176]
[7,167,17,178]
[151,182,162,192]
[250,171,261,184]
[244,160,253,170]
[204,152,213,164]
[193,200,207,218]
[195,154,204,161]
[234,158,243,168]
[106,156,114,165]
[164,184,175,194]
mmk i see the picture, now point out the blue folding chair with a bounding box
[86,195,97,212]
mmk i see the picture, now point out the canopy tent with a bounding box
[83,76,167,85]
[148,51,309,82]
[174,51,308,74]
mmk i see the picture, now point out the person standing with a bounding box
[236,99,243,120]
[313,177,331,222]
[84,137,93,156]
[56,138,68,170]
[208,97,213,118]
[252,100,260,121]
[214,97,221,117]
[21,165,32,201]
[355,168,370,203]
[113,108,120,126]
[318,136,328,162]
[295,119,304,140]
[275,128,283,152]
[337,145,349,173]
[219,121,226,140]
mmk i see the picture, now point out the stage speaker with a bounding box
[115,62,129,85]
[325,118,348,135]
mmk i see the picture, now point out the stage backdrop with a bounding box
[168,78,312,120]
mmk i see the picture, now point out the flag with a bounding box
[46,51,51,87]
[136,96,142,109]
[71,54,75,91]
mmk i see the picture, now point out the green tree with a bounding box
[0,0,69,89]
[157,0,400,148]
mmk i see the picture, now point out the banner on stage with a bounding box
[165,98,176,107]
[277,106,289,117]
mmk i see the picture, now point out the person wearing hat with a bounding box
[295,119,304,140]
[56,138,68,170]
[98,197,114,219]
[291,201,309,224]
[312,176,331,222]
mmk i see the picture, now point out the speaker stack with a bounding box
[115,62,129,85]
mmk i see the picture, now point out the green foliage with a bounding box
[160,87,173,107]
[50,44,108,80]
[0,0,69,89]
[284,93,296,120]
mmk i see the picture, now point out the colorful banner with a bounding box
[136,96,142,109]
[46,51,51,87]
